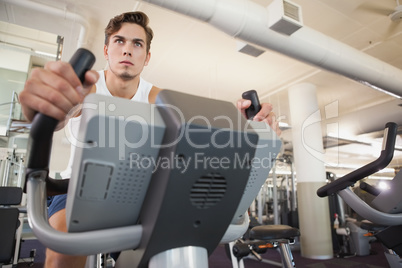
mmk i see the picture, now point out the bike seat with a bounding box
[250,225,300,240]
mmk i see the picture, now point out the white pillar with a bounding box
[288,83,333,259]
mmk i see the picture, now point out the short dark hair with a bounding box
[104,11,154,53]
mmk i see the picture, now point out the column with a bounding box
[288,83,333,259]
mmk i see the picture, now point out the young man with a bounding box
[19,11,280,268]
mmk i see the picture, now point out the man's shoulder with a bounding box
[149,86,163,104]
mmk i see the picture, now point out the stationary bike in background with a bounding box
[326,171,378,258]
[318,122,402,268]
[227,90,300,268]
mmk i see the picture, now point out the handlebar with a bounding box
[359,181,382,197]
[242,89,261,120]
[338,188,402,226]
[25,48,95,194]
[317,122,398,197]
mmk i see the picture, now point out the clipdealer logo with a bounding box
[64,101,279,160]
[129,151,278,174]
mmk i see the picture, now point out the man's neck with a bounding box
[104,70,140,99]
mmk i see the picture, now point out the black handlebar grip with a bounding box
[317,122,398,197]
[242,89,261,120]
[69,48,97,83]
[359,182,381,197]
[27,48,96,170]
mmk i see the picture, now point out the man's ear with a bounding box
[144,51,151,66]
[104,44,108,60]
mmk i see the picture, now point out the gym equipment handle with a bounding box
[359,181,381,197]
[317,122,398,197]
[25,48,95,192]
[242,89,261,120]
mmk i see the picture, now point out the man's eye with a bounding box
[135,42,142,47]
[116,40,124,44]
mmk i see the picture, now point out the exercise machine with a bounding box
[0,186,23,268]
[24,49,282,267]
[326,171,378,258]
[229,223,300,268]
[226,91,300,268]
[318,122,402,268]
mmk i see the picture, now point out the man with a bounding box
[19,11,280,268]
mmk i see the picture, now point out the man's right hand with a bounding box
[19,61,99,122]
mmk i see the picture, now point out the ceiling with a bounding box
[1,0,402,179]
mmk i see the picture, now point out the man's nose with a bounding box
[123,43,133,56]
[123,51,132,56]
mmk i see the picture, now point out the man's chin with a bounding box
[119,72,135,81]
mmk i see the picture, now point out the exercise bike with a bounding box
[24,49,283,267]
[318,122,402,268]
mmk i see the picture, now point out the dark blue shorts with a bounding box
[47,194,67,218]
[47,193,121,259]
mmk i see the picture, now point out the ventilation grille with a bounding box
[190,173,227,209]
[268,0,303,35]
[110,153,154,204]
[283,0,300,22]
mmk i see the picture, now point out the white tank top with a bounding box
[95,70,153,102]
[60,70,153,179]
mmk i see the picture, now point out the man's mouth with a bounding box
[120,60,133,66]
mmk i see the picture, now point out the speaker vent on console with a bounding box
[190,173,227,209]
[110,153,153,205]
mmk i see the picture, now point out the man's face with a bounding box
[104,22,150,81]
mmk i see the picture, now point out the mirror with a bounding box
[0,21,63,133]
[0,21,62,186]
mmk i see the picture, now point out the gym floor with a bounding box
[209,241,389,268]
[17,239,389,268]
